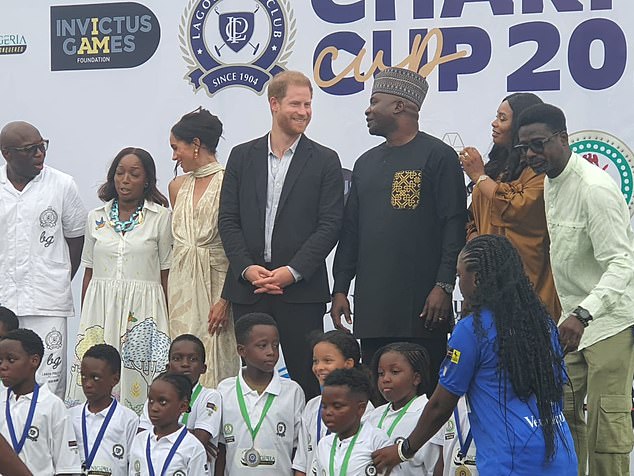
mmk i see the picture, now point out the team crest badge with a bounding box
[112,444,125,459]
[180,0,296,96]
[27,426,39,441]
[365,463,377,476]
[569,130,634,216]
[276,421,286,437]
[45,328,63,350]
[39,206,58,228]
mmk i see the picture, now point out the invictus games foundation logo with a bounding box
[50,2,160,71]
[569,131,634,216]
[0,34,27,55]
[180,0,296,97]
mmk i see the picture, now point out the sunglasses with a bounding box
[4,139,49,156]
[513,131,562,155]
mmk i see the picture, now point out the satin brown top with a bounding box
[467,166,562,321]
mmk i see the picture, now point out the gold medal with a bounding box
[455,464,472,476]
[244,447,261,467]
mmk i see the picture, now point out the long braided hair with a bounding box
[460,235,566,461]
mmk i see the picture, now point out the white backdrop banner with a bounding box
[1,0,633,358]
[1,0,632,209]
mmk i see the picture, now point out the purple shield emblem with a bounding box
[219,12,255,53]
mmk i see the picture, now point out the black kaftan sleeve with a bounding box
[432,147,468,284]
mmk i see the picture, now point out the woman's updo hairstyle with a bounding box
[171,107,223,153]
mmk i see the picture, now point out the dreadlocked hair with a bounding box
[461,234,566,461]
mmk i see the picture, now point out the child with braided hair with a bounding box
[372,235,577,475]
[367,342,442,475]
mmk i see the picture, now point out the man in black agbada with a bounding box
[330,67,467,379]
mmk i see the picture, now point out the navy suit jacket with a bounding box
[219,133,344,305]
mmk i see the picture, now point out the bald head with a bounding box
[1,121,47,187]
[0,121,41,149]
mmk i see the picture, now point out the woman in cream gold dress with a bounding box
[168,108,239,387]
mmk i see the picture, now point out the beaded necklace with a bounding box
[110,199,144,233]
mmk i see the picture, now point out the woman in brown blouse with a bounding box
[459,92,561,321]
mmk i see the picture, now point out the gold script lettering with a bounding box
[313,28,468,88]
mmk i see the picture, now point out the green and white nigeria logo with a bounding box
[569,130,634,216]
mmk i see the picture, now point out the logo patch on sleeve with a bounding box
[447,348,461,364]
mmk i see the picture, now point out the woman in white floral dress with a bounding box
[66,147,172,414]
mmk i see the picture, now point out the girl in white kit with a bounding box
[367,342,441,475]
[292,330,373,476]
[129,373,209,476]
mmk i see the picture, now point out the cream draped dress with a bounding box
[168,162,239,387]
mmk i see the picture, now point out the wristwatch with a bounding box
[571,306,593,327]
[435,281,454,295]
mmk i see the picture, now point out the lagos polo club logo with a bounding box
[569,131,634,216]
[50,2,160,71]
[180,0,296,96]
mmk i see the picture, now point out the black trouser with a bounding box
[361,336,448,397]
[233,297,325,401]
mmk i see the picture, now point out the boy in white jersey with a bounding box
[0,329,80,475]
[314,368,390,476]
[217,313,305,475]
[138,334,222,469]
[70,344,138,475]
[430,396,478,476]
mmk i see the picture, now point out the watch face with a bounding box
[575,307,591,320]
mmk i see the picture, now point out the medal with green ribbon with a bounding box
[377,396,417,437]
[329,424,363,476]
[236,376,276,467]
